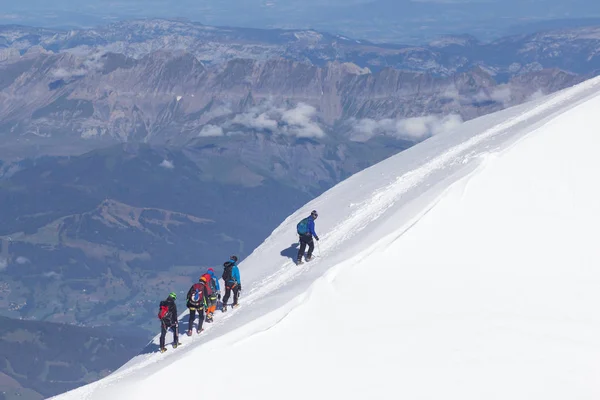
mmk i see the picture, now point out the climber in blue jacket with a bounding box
[296,210,319,265]
[221,256,241,311]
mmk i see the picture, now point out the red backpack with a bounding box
[157,300,170,320]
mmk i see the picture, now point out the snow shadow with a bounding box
[280,242,300,262]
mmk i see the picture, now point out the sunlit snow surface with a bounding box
[52,76,600,399]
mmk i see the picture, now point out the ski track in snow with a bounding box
[51,76,600,400]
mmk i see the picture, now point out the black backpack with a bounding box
[222,261,234,282]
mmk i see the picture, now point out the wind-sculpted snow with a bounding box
[52,76,600,399]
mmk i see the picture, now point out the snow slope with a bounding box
[52,76,600,400]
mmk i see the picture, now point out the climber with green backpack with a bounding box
[296,210,319,265]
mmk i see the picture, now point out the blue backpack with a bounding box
[297,217,309,235]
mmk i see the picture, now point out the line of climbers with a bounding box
[155,209,320,353]
[156,255,242,353]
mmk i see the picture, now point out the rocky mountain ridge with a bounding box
[0,47,588,157]
[3,20,600,74]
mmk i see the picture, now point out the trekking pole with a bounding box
[317,240,321,257]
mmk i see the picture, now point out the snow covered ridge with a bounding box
[52,76,600,399]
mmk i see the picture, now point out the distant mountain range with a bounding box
[4,19,600,74]
[1,20,599,157]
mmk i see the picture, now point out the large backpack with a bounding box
[208,277,217,293]
[222,261,234,282]
[297,217,309,235]
[188,283,204,307]
[201,274,214,296]
[158,300,171,320]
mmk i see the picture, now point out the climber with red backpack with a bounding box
[158,292,180,353]
[186,278,208,335]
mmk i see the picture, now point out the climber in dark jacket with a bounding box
[159,292,179,352]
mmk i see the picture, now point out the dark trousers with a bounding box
[297,234,314,262]
[222,284,240,306]
[160,321,178,349]
[188,308,205,332]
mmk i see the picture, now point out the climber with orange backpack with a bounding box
[204,268,220,322]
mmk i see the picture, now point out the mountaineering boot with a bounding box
[206,312,213,323]
[232,303,240,309]
[173,342,180,349]
[222,305,227,312]
[160,347,167,353]
[187,329,193,336]
[197,328,204,334]
[296,259,304,265]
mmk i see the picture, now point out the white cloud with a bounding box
[350,114,463,142]
[473,85,513,105]
[15,256,30,265]
[490,87,512,103]
[441,85,461,101]
[43,271,61,279]
[527,89,546,101]
[82,51,106,72]
[0,258,6,271]
[51,67,87,80]
[159,159,174,169]
[232,111,278,131]
[225,102,324,138]
[280,103,324,138]
[199,124,224,137]
[203,104,233,120]
[50,51,106,80]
